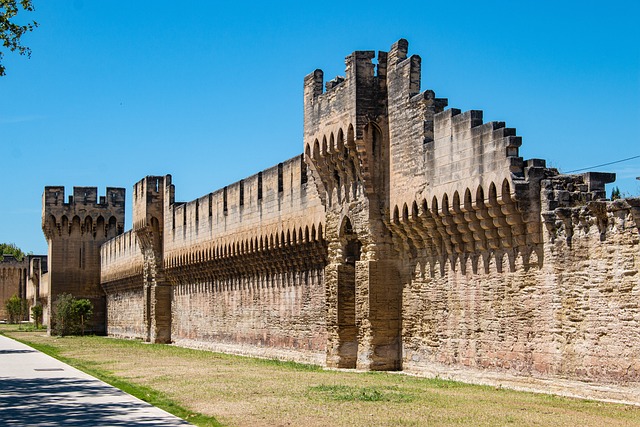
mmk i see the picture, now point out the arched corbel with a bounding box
[586,201,608,241]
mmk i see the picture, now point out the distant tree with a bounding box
[0,0,38,76]
[73,298,93,335]
[52,293,75,336]
[0,242,25,261]
[5,294,27,323]
[611,186,621,200]
[31,304,43,328]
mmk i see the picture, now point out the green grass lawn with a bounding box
[2,325,639,427]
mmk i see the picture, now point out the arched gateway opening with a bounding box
[336,217,361,368]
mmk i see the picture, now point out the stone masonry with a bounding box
[42,40,640,401]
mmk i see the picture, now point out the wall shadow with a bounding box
[0,376,191,426]
[0,349,36,355]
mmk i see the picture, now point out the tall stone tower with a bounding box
[42,186,125,333]
[304,41,404,370]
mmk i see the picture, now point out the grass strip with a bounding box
[308,384,416,402]
[4,331,222,427]
[4,327,639,427]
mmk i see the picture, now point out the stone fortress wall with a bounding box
[43,40,640,401]
[0,255,28,321]
[98,158,329,361]
[1,254,48,323]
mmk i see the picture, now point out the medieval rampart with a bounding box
[100,230,144,338]
[399,178,640,400]
[98,158,329,360]
[164,157,328,361]
[163,155,325,267]
[44,39,640,402]
[101,230,143,284]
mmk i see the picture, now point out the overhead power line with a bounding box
[564,155,640,174]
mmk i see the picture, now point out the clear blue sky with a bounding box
[1,1,639,255]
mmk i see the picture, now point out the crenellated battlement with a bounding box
[42,186,125,208]
[382,37,552,279]
[132,176,168,232]
[163,154,325,269]
[428,108,524,185]
[303,49,382,99]
[304,47,387,144]
[42,186,126,240]
[386,39,525,215]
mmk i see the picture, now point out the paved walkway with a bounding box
[0,334,191,426]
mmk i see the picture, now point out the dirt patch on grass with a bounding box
[6,331,640,427]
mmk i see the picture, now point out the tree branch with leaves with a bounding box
[0,0,38,76]
[0,242,26,261]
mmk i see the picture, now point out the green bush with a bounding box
[52,293,94,336]
[31,304,43,328]
[73,298,93,335]
[5,294,27,323]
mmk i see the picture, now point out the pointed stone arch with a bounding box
[489,182,498,204]
[402,203,409,222]
[421,199,429,216]
[107,216,118,239]
[464,188,473,209]
[71,215,82,236]
[45,214,58,237]
[84,216,94,237]
[476,185,485,206]
[441,193,450,214]
[347,124,356,150]
[452,191,461,211]
[501,178,512,202]
[331,215,361,368]
[337,128,345,151]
